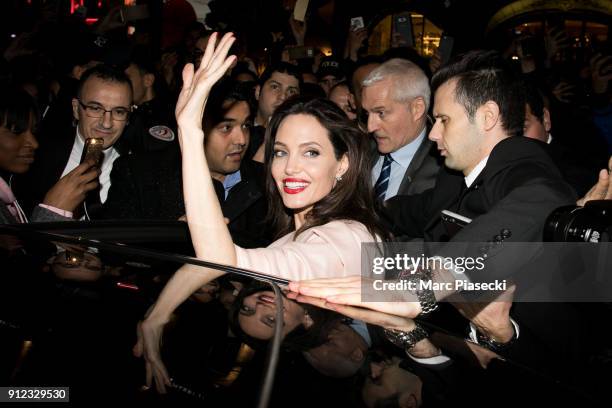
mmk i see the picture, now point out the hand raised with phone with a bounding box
[42,160,100,213]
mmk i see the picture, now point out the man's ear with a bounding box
[543,107,552,132]
[480,101,500,132]
[255,84,261,101]
[72,65,86,80]
[410,96,427,122]
[143,72,155,88]
[71,98,80,122]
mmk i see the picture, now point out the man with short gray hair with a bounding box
[362,58,440,200]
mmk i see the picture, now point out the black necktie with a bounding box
[374,154,393,201]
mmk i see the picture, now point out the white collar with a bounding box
[389,127,427,168]
[464,156,489,187]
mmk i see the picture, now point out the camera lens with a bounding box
[544,201,612,242]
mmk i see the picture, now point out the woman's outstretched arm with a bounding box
[134,32,239,393]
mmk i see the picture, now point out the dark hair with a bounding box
[330,80,351,95]
[0,86,39,135]
[431,50,525,138]
[77,64,133,102]
[264,97,389,241]
[300,82,327,100]
[258,61,303,89]
[202,78,255,135]
[349,55,384,94]
[523,79,550,123]
[127,47,156,75]
[228,281,344,351]
[230,62,258,82]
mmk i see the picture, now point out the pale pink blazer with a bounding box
[235,220,378,281]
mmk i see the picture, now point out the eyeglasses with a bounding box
[78,100,131,121]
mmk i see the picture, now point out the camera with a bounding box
[544,200,612,242]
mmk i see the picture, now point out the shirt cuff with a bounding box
[38,204,73,218]
[406,352,452,365]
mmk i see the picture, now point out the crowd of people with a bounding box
[1,3,612,406]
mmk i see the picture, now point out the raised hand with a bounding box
[590,53,612,94]
[289,16,307,46]
[551,81,576,104]
[175,32,237,132]
[344,27,368,61]
[42,160,100,213]
[577,156,612,206]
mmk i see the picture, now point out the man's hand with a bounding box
[577,156,612,206]
[589,53,612,94]
[451,284,516,343]
[289,16,307,46]
[344,28,368,61]
[42,160,100,213]
[551,81,576,104]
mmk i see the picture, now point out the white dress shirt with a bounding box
[464,156,489,188]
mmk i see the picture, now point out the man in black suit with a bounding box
[15,64,133,218]
[102,79,270,248]
[383,51,588,388]
[361,58,441,201]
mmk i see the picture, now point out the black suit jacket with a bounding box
[386,136,576,243]
[385,137,587,381]
[102,148,271,248]
[372,129,442,199]
[396,137,442,196]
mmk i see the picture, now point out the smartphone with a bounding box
[288,46,315,60]
[350,16,365,31]
[393,13,414,47]
[120,4,150,23]
[80,137,104,168]
[438,35,454,64]
[441,209,472,238]
[293,0,310,22]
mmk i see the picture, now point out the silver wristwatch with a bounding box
[414,268,438,316]
[384,323,430,350]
